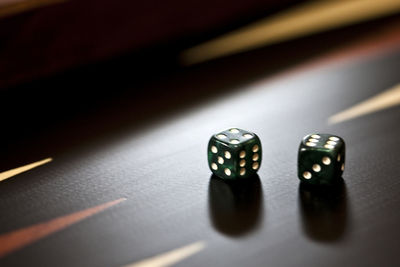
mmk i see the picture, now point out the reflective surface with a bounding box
[299,180,348,242]
[208,175,263,237]
[1,19,400,267]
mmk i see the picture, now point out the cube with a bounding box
[208,128,262,179]
[298,133,345,185]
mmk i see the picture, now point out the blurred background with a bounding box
[1,0,400,158]
[1,2,400,266]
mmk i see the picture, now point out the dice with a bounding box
[298,134,345,185]
[208,128,262,179]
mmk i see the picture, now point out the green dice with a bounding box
[208,128,262,179]
[298,133,345,185]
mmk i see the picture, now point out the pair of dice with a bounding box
[208,128,345,185]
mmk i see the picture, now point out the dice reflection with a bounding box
[208,174,262,237]
[299,179,348,242]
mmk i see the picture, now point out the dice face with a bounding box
[298,134,345,185]
[208,128,262,179]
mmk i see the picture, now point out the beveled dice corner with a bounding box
[297,133,345,185]
[208,128,262,179]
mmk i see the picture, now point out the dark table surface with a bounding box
[1,16,400,267]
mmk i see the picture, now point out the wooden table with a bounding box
[1,14,400,267]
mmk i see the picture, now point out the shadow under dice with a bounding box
[298,134,345,185]
[208,128,262,179]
